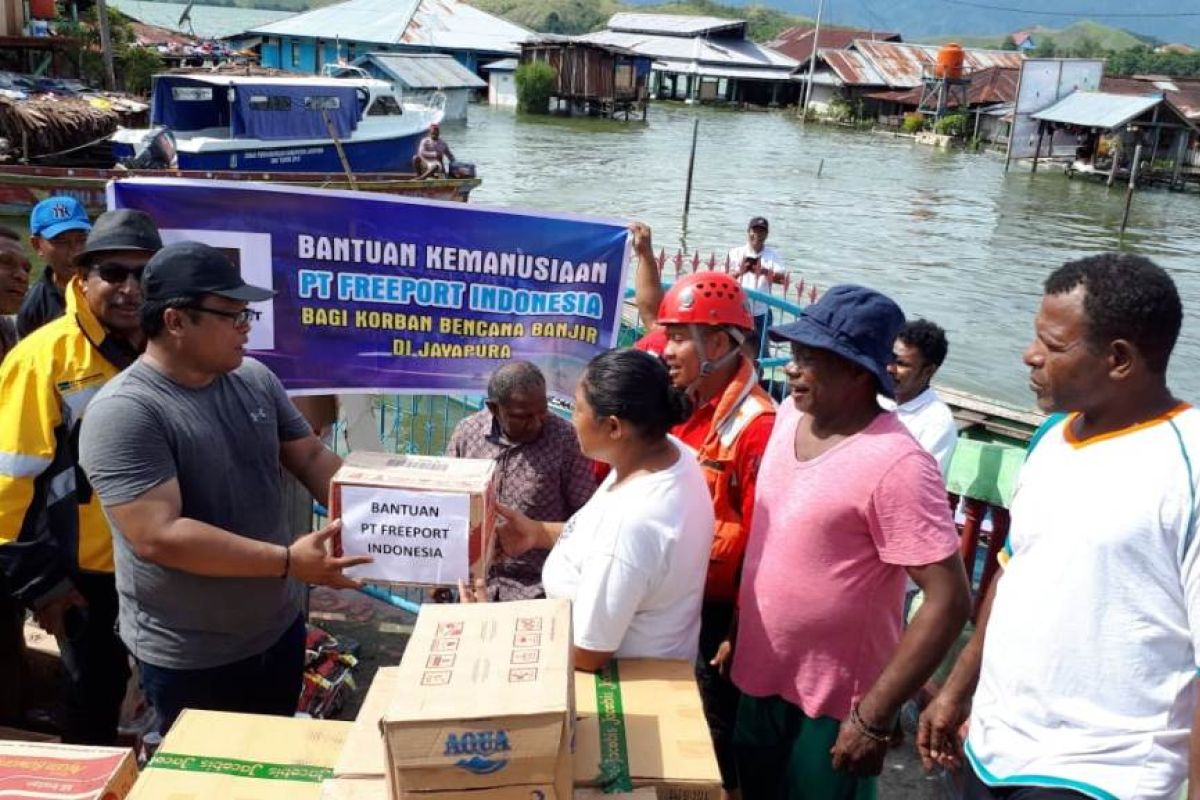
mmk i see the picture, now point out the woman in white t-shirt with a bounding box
[469,349,715,671]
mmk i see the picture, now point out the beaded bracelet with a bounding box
[850,704,894,744]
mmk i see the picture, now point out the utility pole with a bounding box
[800,0,826,117]
[95,0,117,90]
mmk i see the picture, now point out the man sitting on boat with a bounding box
[412,124,454,179]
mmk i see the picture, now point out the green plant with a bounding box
[119,47,163,96]
[933,112,968,137]
[514,61,556,114]
[824,96,855,123]
[901,113,926,134]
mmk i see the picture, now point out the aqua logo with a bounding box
[446,730,511,775]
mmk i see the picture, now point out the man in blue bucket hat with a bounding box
[18,196,92,337]
[715,285,970,797]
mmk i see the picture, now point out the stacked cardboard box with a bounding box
[128,710,350,799]
[327,598,574,799]
[329,452,497,587]
[0,740,137,799]
[574,660,722,800]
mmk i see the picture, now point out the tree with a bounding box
[1001,37,1019,51]
[515,61,556,114]
[1031,36,1058,58]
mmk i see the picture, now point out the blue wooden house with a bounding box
[249,0,531,76]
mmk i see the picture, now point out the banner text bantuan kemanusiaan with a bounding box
[109,178,631,399]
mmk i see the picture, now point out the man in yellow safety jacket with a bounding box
[0,209,162,744]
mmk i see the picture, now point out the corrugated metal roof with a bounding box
[481,58,517,71]
[819,50,886,87]
[766,25,899,66]
[607,13,746,38]
[354,52,485,89]
[1032,91,1162,129]
[579,29,796,71]
[109,0,292,40]
[249,0,530,54]
[864,66,1020,108]
[1104,74,1200,120]
[850,39,1024,89]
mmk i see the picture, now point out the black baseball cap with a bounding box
[748,216,769,230]
[142,240,274,302]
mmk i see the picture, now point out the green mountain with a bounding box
[930,20,1150,53]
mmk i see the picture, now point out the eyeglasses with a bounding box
[93,263,145,285]
[184,305,262,327]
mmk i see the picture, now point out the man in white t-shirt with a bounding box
[918,254,1200,799]
[727,217,785,355]
[888,319,957,478]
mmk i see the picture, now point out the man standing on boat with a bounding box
[728,217,786,355]
[412,123,454,179]
[888,319,957,478]
[726,285,970,797]
[18,196,91,337]
[78,241,370,735]
[0,210,163,744]
[918,254,1200,800]
[655,271,775,797]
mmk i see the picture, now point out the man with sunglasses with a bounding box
[80,241,370,735]
[0,209,162,744]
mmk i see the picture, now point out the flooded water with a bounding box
[453,103,1200,409]
[7,104,1196,407]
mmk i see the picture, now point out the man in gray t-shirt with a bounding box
[79,241,369,734]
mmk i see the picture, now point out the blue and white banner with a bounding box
[109,178,631,398]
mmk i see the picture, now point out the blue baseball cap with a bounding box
[30,196,91,240]
[768,284,906,398]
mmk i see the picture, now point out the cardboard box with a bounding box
[333,666,400,780]
[383,599,573,798]
[319,780,655,800]
[129,710,351,800]
[330,452,497,587]
[321,778,387,800]
[0,740,137,799]
[574,660,721,800]
[0,725,58,743]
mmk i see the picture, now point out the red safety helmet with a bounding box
[657,272,754,331]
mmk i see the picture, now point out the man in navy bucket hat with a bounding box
[717,285,971,797]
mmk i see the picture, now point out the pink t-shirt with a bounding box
[732,399,958,720]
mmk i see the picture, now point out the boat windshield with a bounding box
[367,95,403,116]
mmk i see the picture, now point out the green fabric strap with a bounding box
[593,661,635,793]
[146,752,333,784]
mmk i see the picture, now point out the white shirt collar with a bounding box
[897,386,937,414]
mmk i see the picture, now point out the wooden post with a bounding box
[1172,132,1187,190]
[800,0,826,118]
[322,109,357,190]
[682,118,699,230]
[1031,122,1045,173]
[1119,142,1144,245]
[95,0,116,90]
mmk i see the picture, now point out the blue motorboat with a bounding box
[112,72,443,173]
